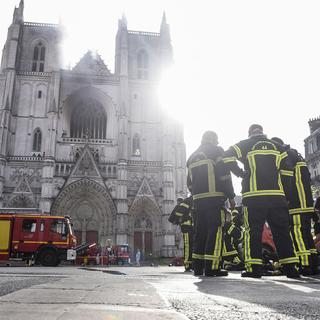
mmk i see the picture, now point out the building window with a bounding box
[22,219,37,233]
[132,133,141,156]
[70,99,107,139]
[316,135,320,151]
[32,128,42,152]
[32,41,46,72]
[137,50,149,80]
[38,90,42,99]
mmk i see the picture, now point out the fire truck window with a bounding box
[50,220,67,234]
[22,219,37,233]
[40,221,45,232]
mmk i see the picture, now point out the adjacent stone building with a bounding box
[0,1,187,257]
[305,117,320,189]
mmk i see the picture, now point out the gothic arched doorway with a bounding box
[51,178,116,246]
[134,214,153,258]
[129,196,161,259]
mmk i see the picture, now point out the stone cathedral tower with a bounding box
[0,1,187,257]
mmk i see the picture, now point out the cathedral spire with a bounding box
[161,11,167,27]
[160,11,171,41]
[12,0,24,24]
[118,13,127,30]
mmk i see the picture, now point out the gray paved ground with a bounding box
[0,265,319,319]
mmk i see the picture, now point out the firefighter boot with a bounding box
[241,265,262,278]
[283,263,300,278]
[205,269,228,277]
[193,260,204,276]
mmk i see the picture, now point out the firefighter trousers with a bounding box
[192,206,225,272]
[181,225,193,269]
[289,213,317,268]
[243,206,298,272]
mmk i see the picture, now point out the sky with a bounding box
[1,0,320,194]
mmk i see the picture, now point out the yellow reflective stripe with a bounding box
[211,211,223,269]
[280,170,294,176]
[242,190,285,198]
[180,203,189,209]
[222,250,238,257]
[310,249,317,254]
[295,165,307,209]
[279,257,299,264]
[247,154,257,192]
[232,145,242,159]
[223,156,237,163]
[248,149,280,157]
[245,258,263,264]
[18,241,69,245]
[0,252,9,255]
[192,253,204,259]
[278,170,284,193]
[296,161,307,167]
[227,224,235,235]
[289,207,314,215]
[243,207,252,265]
[207,160,216,196]
[292,215,309,266]
[188,159,214,169]
[204,254,221,260]
[280,151,288,161]
[193,191,224,200]
[295,250,310,255]
[222,242,227,255]
[23,241,48,244]
[175,212,183,217]
[181,220,192,226]
[183,233,189,265]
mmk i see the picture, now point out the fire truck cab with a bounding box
[0,214,77,266]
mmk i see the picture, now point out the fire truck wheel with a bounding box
[39,249,59,267]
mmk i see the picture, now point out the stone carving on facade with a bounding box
[128,173,143,190]
[9,194,35,208]
[7,175,36,208]
[10,167,41,186]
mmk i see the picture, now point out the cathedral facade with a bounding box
[0,1,187,257]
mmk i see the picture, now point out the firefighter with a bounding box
[272,137,320,275]
[168,196,194,271]
[222,208,245,270]
[187,131,235,277]
[223,124,299,278]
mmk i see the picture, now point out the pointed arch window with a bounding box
[137,50,149,80]
[132,133,141,156]
[70,99,107,140]
[32,128,42,152]
[32,41,46,72]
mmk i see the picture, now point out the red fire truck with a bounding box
[0,213,77,266]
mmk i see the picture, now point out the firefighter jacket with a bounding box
[168,196,193,232]
[223,134,292,208]
[187,143,235,209]
[284,147,314,215]
[168,204,182,225]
